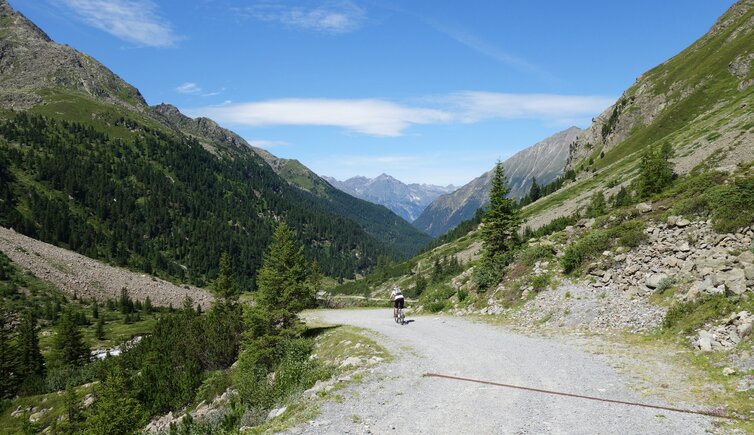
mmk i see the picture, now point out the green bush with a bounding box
[194,370,232,405]
[655,277,675,294]
[530,274,552,291]
[706,177,754,233]
[457,289,468,302]
[520,244,555,267]
[473,251,514,290]
[422,285,456,313]
[561,231,611,274]
[662,295,734,333]
[616,220,647,248]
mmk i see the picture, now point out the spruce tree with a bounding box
[255,223,314,326]
[215,251,239,302]
[52,310,89,367]
[637,143,674,199]
[528,177,541,202]
[0,312,19,400]
[481,162,521,259]
[84,365,145,434]
[585,191,607,218]
[17,311,45,381]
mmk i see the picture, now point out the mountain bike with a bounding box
[395,307,405,325]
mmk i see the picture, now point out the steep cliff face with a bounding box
[0,0,145,110]
[413,127,580,237]
[323,174,456,222]
[565,0,754,176]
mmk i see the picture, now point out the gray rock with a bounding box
[676,218,691,228]
[698,334,713,352]
[645,273,668,289]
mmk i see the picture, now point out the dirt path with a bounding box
[293,309,714,434]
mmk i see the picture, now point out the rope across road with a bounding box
[422,373,745,421]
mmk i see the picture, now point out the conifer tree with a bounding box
[215,251,239,302]
[52,310,89,367]
[481,162,521,259]
[585,191,607,218]
[84,365,145,434]
[637,143,674,199]
[17,311,44,381]
[255,223,314,327]
[0,312,18,400]
[528,177,541,202]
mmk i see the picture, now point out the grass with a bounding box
[0,382,96,434]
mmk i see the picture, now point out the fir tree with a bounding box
[255,223,314,328]
[215,251,239,302]
[585,191,607,218]
[528,177,541,202]
[637,143,674,199]
[144,296,152,313]
[95,318,105,340]
[52,310,89,367]
[481,162,521,259]
[0,312,19,400]
[17,311,45,381]
[84,365,145,434]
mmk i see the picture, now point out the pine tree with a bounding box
[585,191,607,218]
[0,312,19,400]
[528,177,541,202]
[84,365,145,434]
[52,310,89,367]
[612,186,632,207]
[95,318,105,340]
[481,162,521,259]
[144,296,152,313]
[215,251,239,302]
[17,311,45,381]
[255,223,314,327]
[637,143,674,199]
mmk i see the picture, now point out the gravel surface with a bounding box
[291,309,714,434]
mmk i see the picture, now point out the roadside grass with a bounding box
[246,322,391,433]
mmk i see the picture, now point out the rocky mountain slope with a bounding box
[152,104,431,256]
[413,126,580,237]
[323,174,456,222]
[0,1,144,110]
[0,0,429,286]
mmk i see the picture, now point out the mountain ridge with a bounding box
[413,126,581,237]
[323,173,456,222]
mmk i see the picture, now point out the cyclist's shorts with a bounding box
[394,298,404,309]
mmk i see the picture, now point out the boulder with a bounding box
[676,218,691,228]
[698,334,713,352]
[645,273,669,289]
[716,268,747,295]
[635,202,652,213]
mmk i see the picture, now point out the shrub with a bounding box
[422,286,456,313]
[473,251,514,290]
[520,244,555,267]
[561,231,611,274]
[662,295,733,333]
[585,191,608,218]
[457,289,469,302]
[655,277,675,294]
[616,220,647,248]
[195,370,232,405]
[706,176,754,233]
[530,274,551,291]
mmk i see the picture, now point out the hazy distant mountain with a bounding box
[413,127,581,237]
[323,174,457,222]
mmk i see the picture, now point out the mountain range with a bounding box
[0,0,430,286]
[413,126,581,237]
[323,174,456,222]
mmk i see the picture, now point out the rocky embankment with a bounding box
[0,227,213,308]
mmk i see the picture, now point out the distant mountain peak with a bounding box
[325,174,457,223]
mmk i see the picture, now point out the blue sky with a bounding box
[10,0,736,186]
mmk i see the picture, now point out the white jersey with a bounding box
[391,288,404,300]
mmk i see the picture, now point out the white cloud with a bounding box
[175,82,224,97]
[185,92,612,137]
[185,98,452,137]
[56,0,178,47]
[176,82,202,95]
[442,91,614,125]
[242,1,365,34]
[246,139,288,149]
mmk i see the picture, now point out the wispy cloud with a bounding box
[240,1,366,34]
[440,91,614,126]
[185,98,451,137]
[185,92,612,137]
[55,0,178,47]
[246,139,288,149]
[175,82,224,97]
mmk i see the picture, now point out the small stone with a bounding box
[723,367,736,376]
[267,406,287,420]
[645,273,668,289]
[676,218,691,228]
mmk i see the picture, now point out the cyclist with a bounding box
[390,285,404,320]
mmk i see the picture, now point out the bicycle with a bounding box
[395,307,405,325]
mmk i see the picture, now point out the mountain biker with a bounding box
[390,285,404,319]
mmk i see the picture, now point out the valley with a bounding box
[1,0,753,434]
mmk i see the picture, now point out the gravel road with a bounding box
[293,309,714,434]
